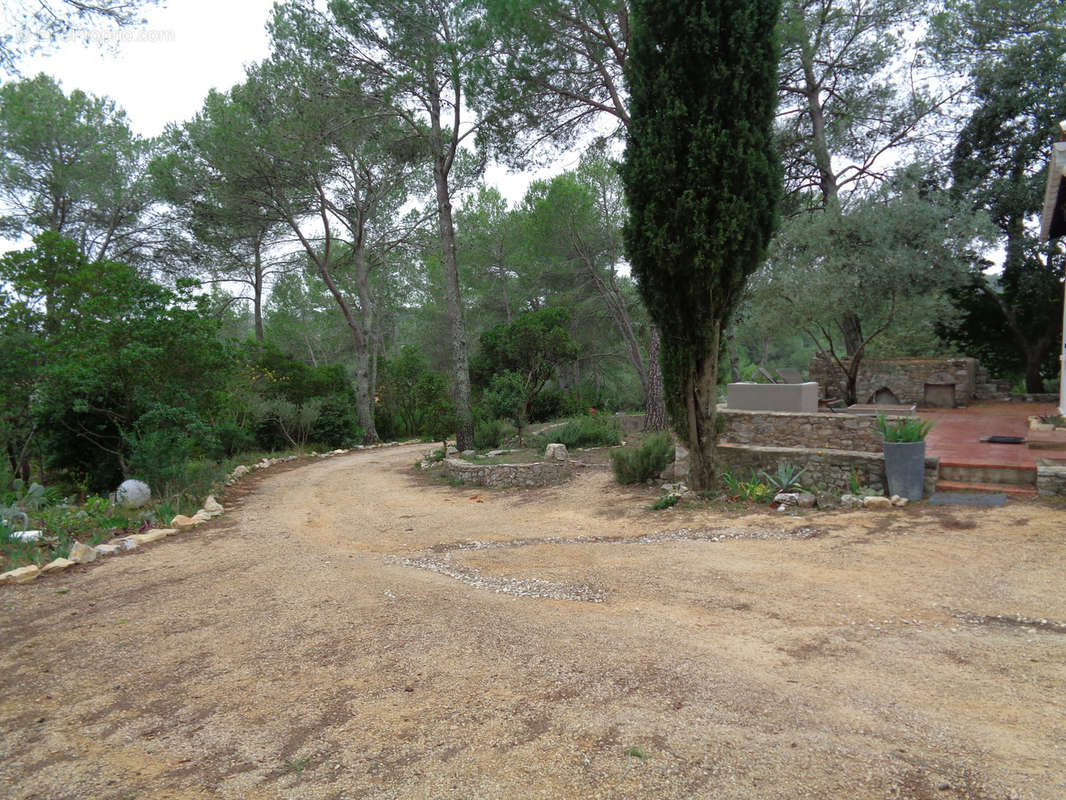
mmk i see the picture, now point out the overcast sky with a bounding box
[18,0,277,138]
[13,1,557,203]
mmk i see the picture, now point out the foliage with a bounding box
[474,418,516,451]
[720,469,773,503]
[124,406,217,498]
[536,415,621,451]
[610,432,675,485]
[776,0,943,208]
[473,307,579,439]
[481,372,527,439]
[0,1,163,76]
[251,397,323,453]
[376,347,457,442]
[473,0,629,162]
[759,462,809,493]
[935,2,1066,391]
[876,415,934,443]
[0,233,235,492]
[755,167,994,403]
[272,0,500,450]
[650,494,679,510]
[527,386,580,424]
[0,74,154,263]
[621,0,782,489]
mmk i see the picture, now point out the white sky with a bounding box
[17,0,277,138]
[12,0,549,204]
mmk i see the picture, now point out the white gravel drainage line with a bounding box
[0,442,411,587]
[388,554,607,603]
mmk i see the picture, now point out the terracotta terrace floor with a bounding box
[918,401,1065,468]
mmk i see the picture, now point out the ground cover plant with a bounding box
[532,414,622,451]
[610,432,675,484]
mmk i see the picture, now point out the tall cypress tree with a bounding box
[622,0,782,489]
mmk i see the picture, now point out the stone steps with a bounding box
[938,461,1036,487]
[934,479,1037,497]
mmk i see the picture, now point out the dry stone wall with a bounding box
[1036,461,1066,497]
[718,444,939,496]
[718,407,885,452]
[442,457,570,488]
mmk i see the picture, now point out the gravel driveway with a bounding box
[1,444,1064,799]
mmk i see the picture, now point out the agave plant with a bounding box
[759,461,808,493]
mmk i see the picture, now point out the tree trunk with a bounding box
[352,348,378,443]
[841,312,864,358]
[309,247,379,444]
[352,243,380,445]
[1024,345,1047,394]
[844,353,862,406]
[432,150,475,451]
[684,323,722,491]
[7,441,30,483]
[642,325,667,431]
[253,241,264,343]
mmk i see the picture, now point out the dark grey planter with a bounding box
[883,441,926,501]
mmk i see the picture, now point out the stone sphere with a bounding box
[115,479,151,509]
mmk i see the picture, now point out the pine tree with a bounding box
[622,0,782,489]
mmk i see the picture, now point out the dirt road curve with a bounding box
[2,444,1064,799]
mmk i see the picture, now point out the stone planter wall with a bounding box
[717,407,887,453]
[442,457,571,488]
[718,444,939,496]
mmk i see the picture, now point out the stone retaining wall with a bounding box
[718,444,939,496]
[1036,460,1066,497]
[718,406,887,453]
[442,457,570,488]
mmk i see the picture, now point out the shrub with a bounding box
[311,394,360,448]
[721,469,773,502]
[538,415,622,451]
[527,387,580,423]
[611,432,675,484]
[474,418,516,450]
[650,494,679,510]
[214,420,256,459]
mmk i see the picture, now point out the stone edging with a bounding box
[439,456,571,488]
[0,442,410,587]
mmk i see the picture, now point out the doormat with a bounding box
[927,492,1007,507]
[980,435,1026,444]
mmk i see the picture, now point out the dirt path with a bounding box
[2,444,1064,799]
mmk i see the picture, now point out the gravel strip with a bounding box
[388,554,607,602]
[427,525,825,554]
[397,526,824,603]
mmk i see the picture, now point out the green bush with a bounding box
[537,414,622,451]
[310,395,361,448]
[213,420,256,459]
[610,432,675,484]
[527,387,580,423]
[474,418,516,450]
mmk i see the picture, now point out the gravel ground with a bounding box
[1,443,1064,799]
